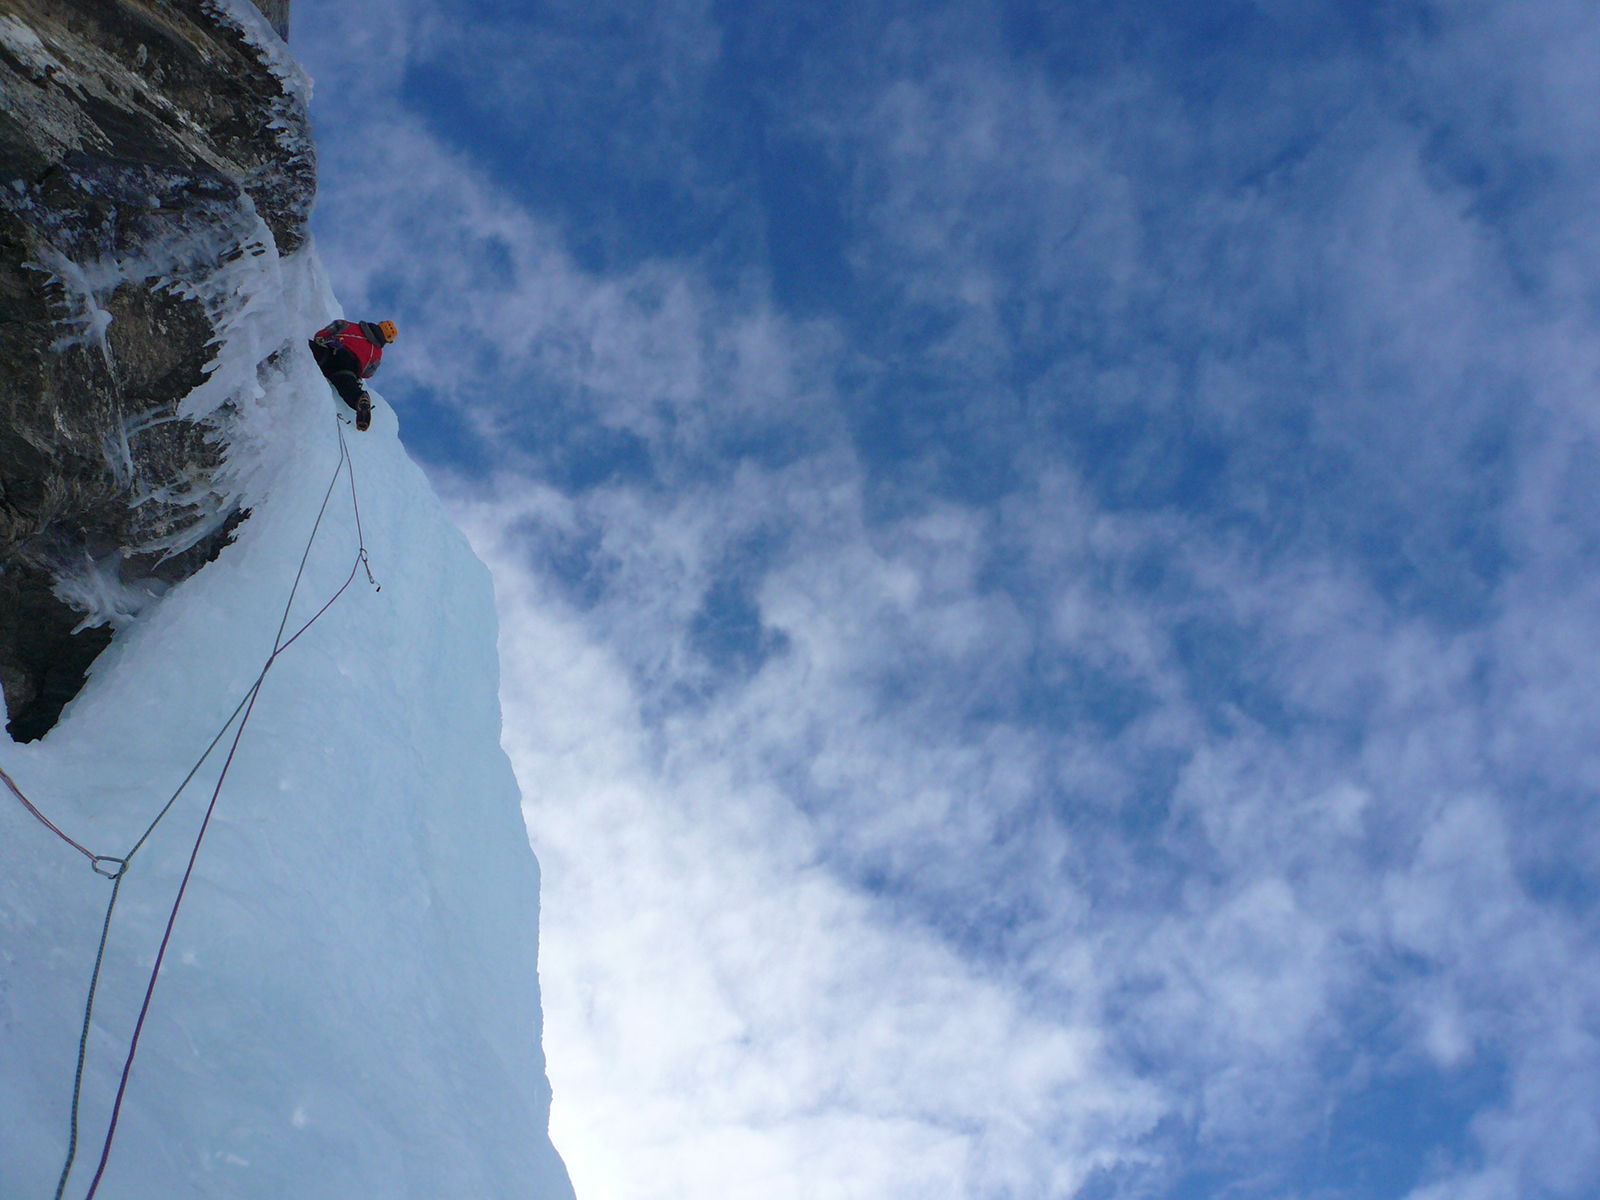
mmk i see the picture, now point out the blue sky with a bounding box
[294,2,1600,1196]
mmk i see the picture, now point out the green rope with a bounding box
[51,869,121,1200]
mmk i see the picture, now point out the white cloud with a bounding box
[294,0,1600,1194]
[457,489,1164,1199]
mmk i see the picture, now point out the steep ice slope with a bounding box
[0,246,574,1200]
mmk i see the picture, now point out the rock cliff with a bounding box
[0,0,309,740]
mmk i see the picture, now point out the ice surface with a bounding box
[0,242,573,1200]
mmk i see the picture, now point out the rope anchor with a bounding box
[90,856,126,880]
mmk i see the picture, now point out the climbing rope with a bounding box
[2,413,379,1200]
[1,765,99,866]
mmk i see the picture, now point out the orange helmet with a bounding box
[378,320,398,343]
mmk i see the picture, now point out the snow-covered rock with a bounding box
[0,0,317,739]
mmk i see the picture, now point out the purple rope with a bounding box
[65,417,378,1200]
[80,676,266,1200]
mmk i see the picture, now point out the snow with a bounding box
[204,0,312,104]
[0,239,573,1199]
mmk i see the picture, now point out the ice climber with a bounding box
[309,318,397,431]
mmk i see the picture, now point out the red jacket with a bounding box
[313,319,385,378]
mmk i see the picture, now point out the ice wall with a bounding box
[0,245,574,1200]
